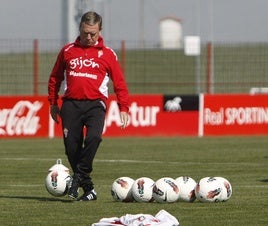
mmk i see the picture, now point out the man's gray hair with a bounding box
[80,11,102,30]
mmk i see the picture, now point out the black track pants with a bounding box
[60,99,106,177]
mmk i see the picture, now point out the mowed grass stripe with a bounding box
[0,157,265,166]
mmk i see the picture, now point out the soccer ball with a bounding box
[175,176,197,202]
[152,177,180,203]
[111,177,134,202]
[45,170,71,197]
[215,177,232,201]
[195,177,223,202]
[131,177,155,202]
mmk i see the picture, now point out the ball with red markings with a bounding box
[152,177,180,203]
[195,177,223,202]
[45,170,71,197]
[131,177,155,202]
[175,176,197,202]
[215,177,232,201]
[111,176,134,202]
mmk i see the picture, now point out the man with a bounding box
[48,11,129,201]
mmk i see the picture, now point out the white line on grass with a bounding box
[7,184,42,187]
[0,157,264,166]
[0,157,57,161]
[96,159,264,166]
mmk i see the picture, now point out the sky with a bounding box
[1,0,268,45]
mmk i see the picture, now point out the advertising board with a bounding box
[1,94,267,138]
[0,95,199,138]
[202,94,268,135]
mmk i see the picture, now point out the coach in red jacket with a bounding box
[48,11,129,201]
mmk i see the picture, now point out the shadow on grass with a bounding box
[259,179,268,183]
[0,195,74,202]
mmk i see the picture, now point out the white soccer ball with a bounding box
[152,177,180,203]
[215,177,232,201]
[45,170,71,197]
[111,177,135,202]
[131,177,155,202]
[175,176,197,202]
[195,177,223,203]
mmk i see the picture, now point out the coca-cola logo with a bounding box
[0,100,43,136]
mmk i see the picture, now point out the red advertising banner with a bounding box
[53,94,199,137]
[2,94,268,138]
[0,95,199,138]
[202,94,268,135]
[0,96,49,137]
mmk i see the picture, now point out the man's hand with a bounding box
[50,105,60,124]
[120,111,129,129]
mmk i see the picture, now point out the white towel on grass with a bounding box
[92,209,179,226]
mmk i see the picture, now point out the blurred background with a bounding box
[1,0,268,96]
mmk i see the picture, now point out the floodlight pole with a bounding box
[139,0,145,48]
[62,0,76,43]
[209,0,214,94]
[195,0,201,94]
[33,39,39,96]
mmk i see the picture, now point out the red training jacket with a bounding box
[48,36,129,112]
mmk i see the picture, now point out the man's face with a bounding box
[79,22,100,47]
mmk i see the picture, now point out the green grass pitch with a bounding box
[0,136,267,225]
